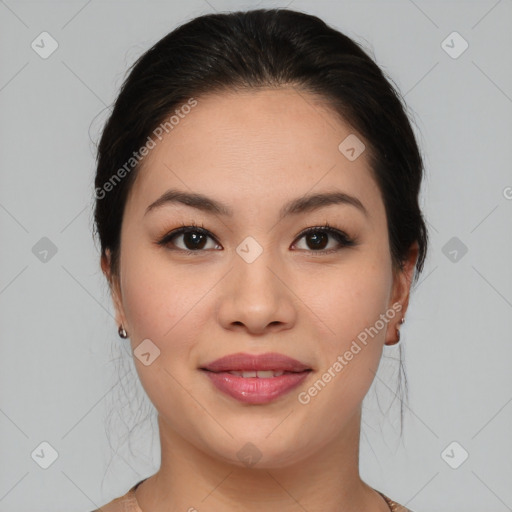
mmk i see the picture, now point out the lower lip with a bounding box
[202,370,310,404]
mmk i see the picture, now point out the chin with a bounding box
[206,435,316,470]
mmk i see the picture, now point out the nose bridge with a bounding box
[233,233,281,302]
[216,233,296,333]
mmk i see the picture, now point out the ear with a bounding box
[101,249,128,331]
[385,241,419,344]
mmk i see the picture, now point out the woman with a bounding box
[92,8,428,512]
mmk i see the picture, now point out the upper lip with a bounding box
[201,352,311,373]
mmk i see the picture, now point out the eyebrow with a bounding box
[144,188,368,220]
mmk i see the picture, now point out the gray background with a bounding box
[1,1,511,511]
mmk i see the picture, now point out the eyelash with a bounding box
[156,221,356,256]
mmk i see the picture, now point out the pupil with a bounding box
[185,232,206,250]
[308,231,327,250]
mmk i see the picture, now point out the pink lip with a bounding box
[200,352,311,404]
[201,352,311,373]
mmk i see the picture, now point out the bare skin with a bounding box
[102,87,418,512]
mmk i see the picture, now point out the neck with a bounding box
[135,410,390,512]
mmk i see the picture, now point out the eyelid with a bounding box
[157,224,221,251]
[294,224,352,242]
[291,224,356,252]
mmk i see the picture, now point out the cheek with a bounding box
[119,243,213,355]
[119,241,185,344]
[294,258,392,436]
[118,248,206,408]
[305,252,393,345]
[121,268,172,341]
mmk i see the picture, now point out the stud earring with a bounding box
[118,325,128,339]
[385,317,404,346]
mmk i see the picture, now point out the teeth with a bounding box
[228,370,285,378]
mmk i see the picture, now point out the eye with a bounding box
[157,223,221,253]
[157,222,356,255]
[292,223,355,253]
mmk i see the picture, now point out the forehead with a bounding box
[127,87,384,221]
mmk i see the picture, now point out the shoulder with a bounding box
[90,478,146,512]
[90,488,140,512]
[377,490,416,512]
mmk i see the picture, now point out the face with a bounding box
[103,88,416,469]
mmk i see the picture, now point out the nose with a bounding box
[216,245,297,335]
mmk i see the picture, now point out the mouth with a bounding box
[200,352,312,404]
[200,351,311,373]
